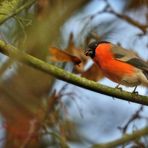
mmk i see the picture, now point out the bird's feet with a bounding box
[115,84,122,91]
[132,90,139,95]
[132,86,138,95]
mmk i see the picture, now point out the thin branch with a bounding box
[0,0,36,25]
[42,124,69,148]
[92,126,148,148]
[86,0,148,34]
[0,40,148,105]
[118,105,144,134]
[103,0,148,34]
[108,10,148,34]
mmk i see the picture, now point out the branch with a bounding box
[108,9,148,34]
[118,105,144,134]
[92,127,148,148]
[42,124,69,148]
[0,40,148,105]
[105,0,148,34]
[0,0,36,25]
[87,0,148,34]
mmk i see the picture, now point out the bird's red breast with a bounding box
[93,43,136,83]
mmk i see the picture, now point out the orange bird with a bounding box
[85,41,148,92]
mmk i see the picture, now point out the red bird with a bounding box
[85,41,148,92]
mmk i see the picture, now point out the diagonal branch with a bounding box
[87,0,148,34]
[0,40,148,106]
[107,9,148,34]
[104,0,148,34]
[118,105,144,134]
[92,126,148,148]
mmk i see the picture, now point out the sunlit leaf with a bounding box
[81,63,104,81]
[66,33,89,73]
[0,0,19,22]
[48,47,81,65]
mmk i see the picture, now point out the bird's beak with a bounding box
[85,50,89,56]
[85,48,93,56]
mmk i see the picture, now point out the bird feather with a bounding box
[111,45,148,79]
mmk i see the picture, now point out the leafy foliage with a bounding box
[0,0,19,21]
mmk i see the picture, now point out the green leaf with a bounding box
[0,0,20,22]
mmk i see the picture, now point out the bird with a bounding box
[85,41,148,92]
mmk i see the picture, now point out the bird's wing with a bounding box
[111,45,148,72]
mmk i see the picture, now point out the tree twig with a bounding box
[85,0,148,34]
[42,124,69,148]
[92,126,148,148]
[103,0,148,33]
[118,105,144,134]
[0,40,148,106]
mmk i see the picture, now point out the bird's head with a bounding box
[85,41,110,58]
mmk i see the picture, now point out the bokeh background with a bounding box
[0,0,148,147]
